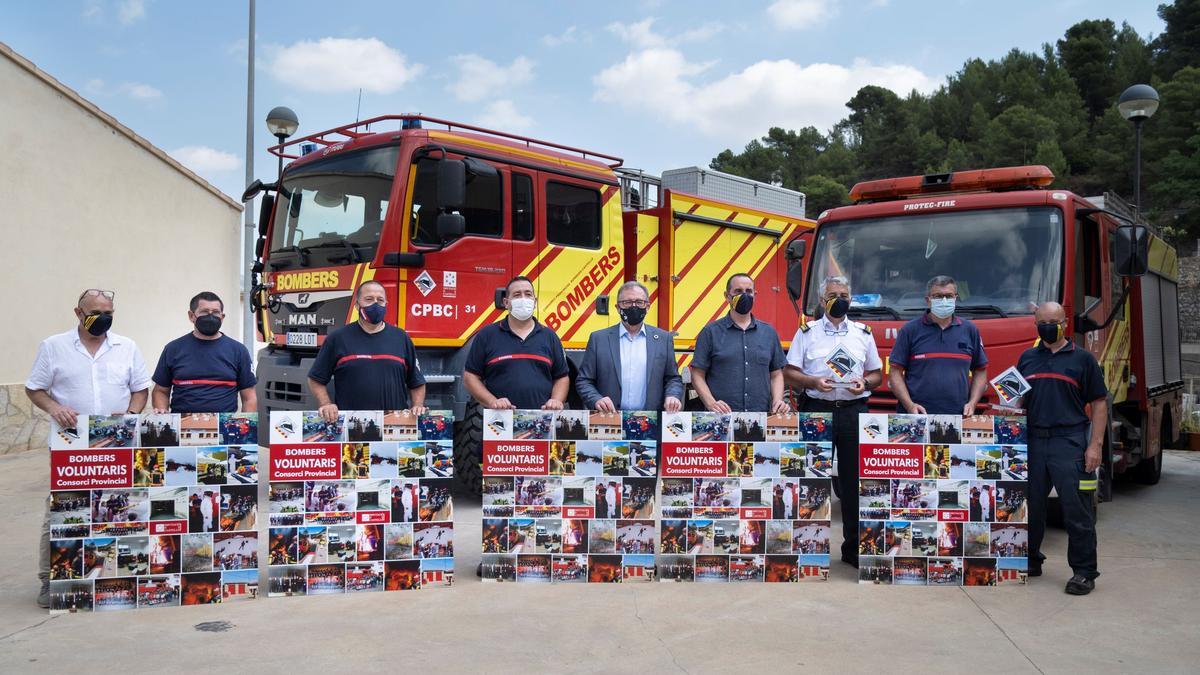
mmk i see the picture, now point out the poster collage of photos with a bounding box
[658,411,833,583]
[857,413,1030,586]
[267,410,455,595]
[480,409,660,583]
[47,413,260,613]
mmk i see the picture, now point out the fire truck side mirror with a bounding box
[1113,225,1149,277]
[257,194,274,237]
[436,212,466,242]
[437,159,467,210]
[785,238,807,261]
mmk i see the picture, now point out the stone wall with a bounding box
[1180,256,1199,344]
[0,383,49,456]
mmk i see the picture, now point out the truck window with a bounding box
[410,157,503,244]
[512,173,534,241]
[546,181,601,249]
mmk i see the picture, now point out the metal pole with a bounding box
[242,0,256,351]
[1133,119,1143,218]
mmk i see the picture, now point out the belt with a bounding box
[804,397,869,409]
[1030,422,1088,438]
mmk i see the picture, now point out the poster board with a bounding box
[857,413,1029,585]
[267,410,455,595]
[48,413,260,612]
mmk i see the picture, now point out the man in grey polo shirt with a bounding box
[690,273,789,413]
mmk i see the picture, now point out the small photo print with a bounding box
[346,411,384,442]
[695,554,730,582]
[385,560,422,590]
[885,521,911,556]
[694,478,740,516]
[938,480,970,510]
[514,410,554,440]
[766,412,800,443]
[392,480,420,523]
[805,443,834,478]
[963,557,998,586]
[660,478,693,519]
[891,479,938,511]
[133,448,164,487]
[994,416,1027,444]
[268,564,307,597]
[50,579,94,613]
[517,554,552,583]
[268,527,299,565]
[765,554,800,583]
[888,415,928,444]
[616,519,655,554]
[227,445,258,484]
[137,574,180,607]
[397,442,425,478]
[797,554,830,581]
[859,555,894,584]
[575,441,603,476]
[213,531,257,570]
[414,522,453,558]
[859,479,891,509]
[929,415,962,444]
[269,411,302,444]
[307,480,355,513]
[688,519,715,554]
[140,413,180,446]
[731,412,767,442]
[482,409,513,440]
[949,445,977,480]
[306,563,346,594]
[219,413,258,445]
[355,524,385,561]
[482,518,508,554]
[621,554,655,583]
[858,413,888,443]
[937,522,964,557]
[561,518,589,554]
[50,416,87,450]
[553,410,589,440]
[779,443,807,477]
[997,557,1029,585]
[627,441,658,476]
[924,445,950,479]
[996,481,1028,523]
[753,443,781,477]
[859,521,886,556]
[51,490,91,526]
[481,554,516,582]
[94,577,137,611]
[990,523,1029,558]
[766,519,793,554]
[342,443,371,479]
[562,475,593,508]
[182,533,213,573]
[792,520,831,554]
[221,568,259,601]
[893,556,928,585]
[659,555,695,582]
[418,411,454,441]
[740,477,773,509]
[383,410,419,441]
[962,415,995,444]
[385,523,414,560]
[912,521,938,556]
[588,554,622,583]
[420,557,454,588]
[421,441,452,478]
[969,481,997,522]
[93,488,149,524]
[595,479,622,519]
[660,519,688,554]
[588,411,623,440]
[727,443,755,477]
[622,477,656,519]
[196,447,229,485]
[516,476,563,508]
[976,447,1003,480]
[587,519,616,554]
[180,413,220,446]
[795,412,833,442]
[927,557,963,586]
[662,411,692,441]
[302,412,344,442]
[691,413,730,442]
[964,522,991,557]
[483,476,515,518]
[181,572,222,605]
[355,479,390,513]
[89,415,138,448]
[49,539,84,580]
[730,555,765,582]
[1001,446,1029,481]
[419,478,453,522]
[269,481,304,516]
[622,411,660,441]
[369,442,399,479]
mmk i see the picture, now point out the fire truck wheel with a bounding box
[1129,418,1166,486]
[453,400,484,496]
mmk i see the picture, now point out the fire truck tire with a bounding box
[1130,415,1167,485]
[453,400,484,496]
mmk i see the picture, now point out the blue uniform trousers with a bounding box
[1028,428,1099,579]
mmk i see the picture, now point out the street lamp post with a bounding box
[266,106,299,181]
[1117,84,1160,217]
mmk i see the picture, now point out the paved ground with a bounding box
[2,451,1198,673]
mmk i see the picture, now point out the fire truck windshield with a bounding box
[268,145,399,268]
[807,206,1063,318]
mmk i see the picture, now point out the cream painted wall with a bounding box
[0,47,244,387]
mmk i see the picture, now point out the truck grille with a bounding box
[264,380,305,403]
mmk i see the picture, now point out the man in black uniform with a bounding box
[463,276,569,410]
[308,281,426,421]
[1016,301,1107,595]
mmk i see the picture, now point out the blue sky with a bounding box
[1,1,1165,200]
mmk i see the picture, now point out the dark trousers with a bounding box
[800,397,867,562]
[1028,430,1099,579]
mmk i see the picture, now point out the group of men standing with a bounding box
[27,270,1108,605]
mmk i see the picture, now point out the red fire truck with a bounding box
[788,165,1183,499]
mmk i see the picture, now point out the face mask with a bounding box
[619,305,647,326]
[825,297,850,319]
[509,297,536,321]
[731,292,754,315]
[930,298,956,319]
[82,312,112,336]
[361,302,386,324]
[1037,321,1064,344]
[195,314,222,336]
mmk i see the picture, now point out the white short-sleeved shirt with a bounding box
[786,316,883,401]
[25,329,152,418]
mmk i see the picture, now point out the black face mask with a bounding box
[1037,321,1063,344]
[825,297,850,319]
[195,314,223,337]
[82,312,112,336]
[619,305,647,326]
[732,292,755,315]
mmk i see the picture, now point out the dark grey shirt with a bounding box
[691,313,787,412]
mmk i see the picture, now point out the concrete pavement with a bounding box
[2,451,1198,673]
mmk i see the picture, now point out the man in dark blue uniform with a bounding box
[463,276,569,410]
[1016,301,1107,595]
[308,281,426,421]
[889,275,988,415]
[152,291,256,413]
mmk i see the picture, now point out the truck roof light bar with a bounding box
[268,114,624,168]
[848,165,1055,203]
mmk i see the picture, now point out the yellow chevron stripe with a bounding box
[454,245,556,340]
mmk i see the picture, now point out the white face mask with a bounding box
[509,297,536,321]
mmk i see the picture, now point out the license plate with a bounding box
[286,332,318,347]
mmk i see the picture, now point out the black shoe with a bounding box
[1065,575,1094,595]
[841,554,859,569]
[476,562,483,578]
[1028,561,1042,577]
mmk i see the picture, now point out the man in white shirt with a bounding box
[26,289,151,607]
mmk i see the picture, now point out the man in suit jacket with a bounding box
[577,281,684,412]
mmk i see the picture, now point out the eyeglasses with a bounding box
[617,300,650,309]
[929,293,957,300]
[78,289,115,303]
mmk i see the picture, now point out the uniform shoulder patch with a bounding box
[799,323,812,333]
[853,321,871,334]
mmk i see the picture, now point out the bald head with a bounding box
[1034,302,1065,324]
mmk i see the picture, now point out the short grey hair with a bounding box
[617,280,650,301]
[818,275,850,297]
[926,275,957,295]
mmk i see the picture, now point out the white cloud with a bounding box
[120,81,162,101]
[767,0,838,30]
[266,37,422,94]
[448,54,534,103]
[82,0,103,21]
[678,22,724,42]
[118,0,146,24]
[594,48,935,143]
[170,146,241,173]
[606,18,724,49]
[475,100,532,131]
[542,25,577,47]
[85,78,107,95]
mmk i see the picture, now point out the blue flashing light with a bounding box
[300,143,317,156]
[401,118,422,130]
